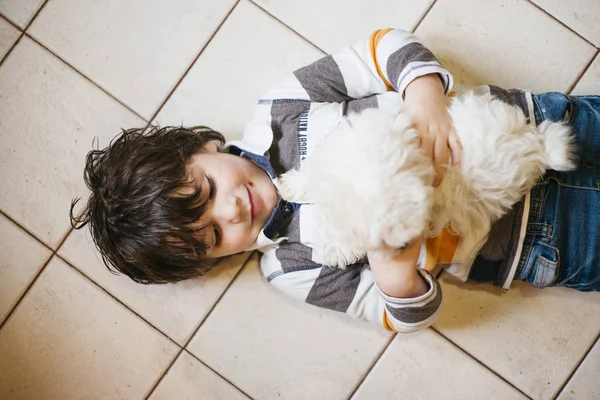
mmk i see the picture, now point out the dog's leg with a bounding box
[321,239,364,269]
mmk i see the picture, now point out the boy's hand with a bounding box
[403,74,463,186]
[368,236,427,298]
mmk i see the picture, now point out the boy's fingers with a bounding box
[433,166,443,187]
[448,129,463,167]
[433,135,449,186]
[419,135,434,159]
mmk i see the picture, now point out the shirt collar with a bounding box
[228,145,300,244]
[228,145,276,179]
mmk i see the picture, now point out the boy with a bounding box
[72,29,600,333]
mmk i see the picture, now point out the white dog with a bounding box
[278,92,575,268]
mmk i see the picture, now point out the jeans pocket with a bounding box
[521,241,560,288]
[532,254,559,288]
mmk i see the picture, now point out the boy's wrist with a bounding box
[368,236,427,298]
[376,268,429,299]
[404,74,445,100]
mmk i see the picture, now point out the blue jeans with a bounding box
[515,93,600,291]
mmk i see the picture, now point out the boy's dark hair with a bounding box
[70,126,226,284]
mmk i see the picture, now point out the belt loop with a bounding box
[532,95,544,126]
[565,96,579,125]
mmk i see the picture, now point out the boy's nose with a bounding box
[224,196,242,224]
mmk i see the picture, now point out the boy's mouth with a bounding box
[247,183,260,223]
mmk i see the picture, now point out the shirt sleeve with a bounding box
[262,28,453,103]
[260,245,443,333]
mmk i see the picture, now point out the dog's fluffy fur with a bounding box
[278,92,576,268]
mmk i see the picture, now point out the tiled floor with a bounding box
[0,0,599,399]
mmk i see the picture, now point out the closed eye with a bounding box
[206,175,217,201]
[212,225,221,248]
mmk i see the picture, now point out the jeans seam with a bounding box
[516,235,535,280]
[517,184,546,280]
[533,252,559,288]
[532,184,547,222]
[532,95,544,125]
[547,177,600,192]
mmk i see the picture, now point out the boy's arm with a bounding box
[263,28,453,102]
[261,239,441,333]
[249,28,461,184]
[232,28,459,173]
[367,236,428,299]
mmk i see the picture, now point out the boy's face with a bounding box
[187,143,278,258]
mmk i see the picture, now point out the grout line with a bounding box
[567,49,599,95]
[21,0,51,32]
[142,350,185,399]
[431,327,533,399]
[22,33,148,122]
[0,209,55,252]
[56,253,182,349]
[143,348,188,399]
[143,252,253,400]
[183,349,255,400]
[346,333,397,399]
[526,1,597,49]
[0,220,76,330]
[1,1,593,398]
[145,0,242,127]
[0,0,51,68]
[0,31,25,68]
[0,12,23,31]
[1,0,149,123]
[0,253,54,330]
[248,1,326,55]
[56,225,75,251]
[552,331,600,399]
[182,252,253,341]
[411,0,438,33]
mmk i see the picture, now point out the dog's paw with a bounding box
[322,242,363,269]
[278,169,309,202]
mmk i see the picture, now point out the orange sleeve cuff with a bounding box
[424,228,461,272]
[382,311,395,331]
[369,28,394,91]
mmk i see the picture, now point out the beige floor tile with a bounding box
[60,227,251,345]
[572,54,600,95]
[28,0,238,119]
[435,277,600,399]
[558,338,600,400]
[354,329,526,400]
[0,214,51,323]
[415,0,596,93]
[0,257,179,399]
[0,37,142,247]
[532,0,600,46]
[253,0,433,53]
[150,351,249,400]
[156,0,323,140]
[0,17,19,59]
[188,253,392,400]
[0,0,43,27]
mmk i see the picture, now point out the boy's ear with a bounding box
[203,141,219,153]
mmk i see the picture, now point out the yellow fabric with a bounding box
[424,228,460,272]
[369,28,394,91]
[382,229,459,332]
[382,312,395,331]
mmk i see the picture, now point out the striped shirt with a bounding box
[225,29,536,332]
